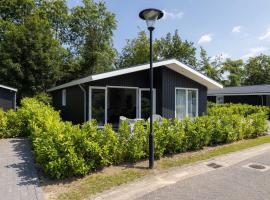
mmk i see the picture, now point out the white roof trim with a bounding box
[208,93,270,96]
[47,59,223,92]
[0,84,17,92]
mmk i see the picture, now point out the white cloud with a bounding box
[259,28,270,40]
[232,26,242,33]
[163,10,184,20]
[198,34,213,44]
[242,47,268,59]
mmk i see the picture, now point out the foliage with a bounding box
[155,30,197,67]
[68,0,117,77]
[33,92,52,105]
[221,59,244,86]
[116,30,197,69]
[0,0,71,98]
[117,31,150,69]
[244,54,270,85]
[0,98,268,179]
[198,47,222,82]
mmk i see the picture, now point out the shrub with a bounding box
[118,120,147,162]
[0,98,268,179]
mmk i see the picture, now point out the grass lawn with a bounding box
[42,135,270,200]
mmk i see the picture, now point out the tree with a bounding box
[117,31,151,68]
[117,30,198,69]
[221,59,244,86]
[68,0,117,77]
[198,48,222,82]
[0,0,69,97]
[155,30,197,67]
[243,54,270,85]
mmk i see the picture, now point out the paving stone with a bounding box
[0,138,43,200]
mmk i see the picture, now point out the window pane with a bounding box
[176,89,186,119]
[216,96,224,104]
[188,90,197,117]
[141,90,151,119]
[91,89,105,126]
[107,88,137,128]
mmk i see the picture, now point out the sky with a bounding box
[67,0,270,61]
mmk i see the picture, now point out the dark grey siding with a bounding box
[161,67,207,118]
[50,66,208,124]
[0,88,16,111]
[207,96,216,103]
[266,95,270,106]
[86,68,163,118]
[207,95,270,106]
[51,85,84,124]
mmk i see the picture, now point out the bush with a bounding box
[0,98,268,179]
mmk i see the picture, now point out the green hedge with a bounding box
[208,102,270,117]
[0,99,268,179]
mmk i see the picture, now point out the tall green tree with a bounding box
[0,0,69,97]
[68,0,117,77]
[117,31,151,68]
[198,48,222,82]
[221,59,244,86]
[243,54,270,85]
[155,30,197,67]
[117,30,198,69]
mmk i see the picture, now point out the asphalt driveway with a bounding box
[0,138,43,200]
[138,151,270,200]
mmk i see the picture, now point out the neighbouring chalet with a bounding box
[0,84,17,111]
[48,59,223,127]
[208,85,270,106]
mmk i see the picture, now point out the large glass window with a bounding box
[175,89,186,119]
[216,96,224,104]
[91,88,105,126]
[139,89,156,119]
[188,90,197,117]
[175,88,198,119]
[107,87,137,127]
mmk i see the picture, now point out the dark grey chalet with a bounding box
[208,85,270,106]
[0,84,17,111]
[48,59,222,126]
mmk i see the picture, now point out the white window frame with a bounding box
[216,95,224,104]
[62,89,66,106]
[89,86,107,123]
[175,87,199,119]
[89,85,157,125]
[138,88,156,118]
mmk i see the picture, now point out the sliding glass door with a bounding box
[139,89,156,119]
[90,86,157,126]
[90,87,106,126]
[175,88,198,120]
[107,87,137,127]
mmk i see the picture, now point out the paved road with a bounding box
[0,138,43,200]
[138,151,270,200]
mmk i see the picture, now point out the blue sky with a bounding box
[67,0,270,60]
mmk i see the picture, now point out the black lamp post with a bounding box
[139,8,164,169]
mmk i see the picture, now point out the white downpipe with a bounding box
[79,84,86,122]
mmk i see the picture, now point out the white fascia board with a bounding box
[0,84,18,92]
[166,59,223,90]
[47,59,223,92]
[208,93,270,96]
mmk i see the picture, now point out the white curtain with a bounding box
[176,89,197,119]
[176,89,186,119]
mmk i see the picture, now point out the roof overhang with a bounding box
[47,59,223,92]
[208,93,270,96]
[0,84,17,92]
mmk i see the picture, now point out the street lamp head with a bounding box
[139,8,164,30]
